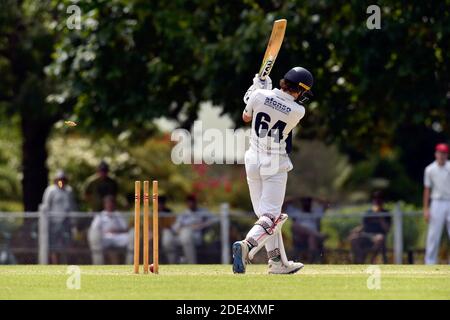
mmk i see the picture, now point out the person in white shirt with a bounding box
[89,195,133,264]
[423,143,450,264]
[232,67,314,274]
[162,194,216,264]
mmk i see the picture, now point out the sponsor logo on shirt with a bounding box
[264,97,291,114]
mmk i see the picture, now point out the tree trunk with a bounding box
[21,116,53,211]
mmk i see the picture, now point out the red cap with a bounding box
[435,143,449,153]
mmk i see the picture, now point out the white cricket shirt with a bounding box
[424,161,450,200]
[244,88,305,154]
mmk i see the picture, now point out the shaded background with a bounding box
[1,0,449,211]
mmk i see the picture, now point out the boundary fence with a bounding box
[0,203,425,265]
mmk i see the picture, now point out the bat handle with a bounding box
[259,57,274,81]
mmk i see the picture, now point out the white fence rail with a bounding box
[0,204,423,265]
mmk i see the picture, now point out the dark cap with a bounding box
[98,160,109,172]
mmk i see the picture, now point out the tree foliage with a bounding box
[51,0,449,158]
[1,0,449,207]
[0,0,61,210]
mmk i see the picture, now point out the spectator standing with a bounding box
[77,161,119,242]
[39,170,77,264]
[423,143,450,264]
[84,161,118,212]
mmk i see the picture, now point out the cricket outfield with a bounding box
[0,265,449,300]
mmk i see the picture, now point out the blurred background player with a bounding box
[88,195,133,264]
[285,197,327,263]
[232,67,314,274]
[39,170,77,264]
[349,191,391,264]
[162,194,215,264]
[84,160,118,212]
[423,143,450,264]
[78,161,119,242]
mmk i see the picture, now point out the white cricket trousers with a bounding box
[244,149,293,258]
[425,199,450,264]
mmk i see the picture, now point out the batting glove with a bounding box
[252,74,272,90]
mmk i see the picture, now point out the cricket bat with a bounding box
[258,19,287,80]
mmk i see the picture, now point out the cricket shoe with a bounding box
[268,260,304,274]
[232,240,249,274]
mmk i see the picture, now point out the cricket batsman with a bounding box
[232,67,314,274]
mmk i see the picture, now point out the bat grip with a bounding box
[259,58,274,81]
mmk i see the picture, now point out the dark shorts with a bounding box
[49,219,71,250]
[358,232,383,248]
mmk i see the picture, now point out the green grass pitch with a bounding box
[0,265,449,299]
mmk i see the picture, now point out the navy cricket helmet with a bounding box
[283,67,314,103]
[283,67,314,92]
